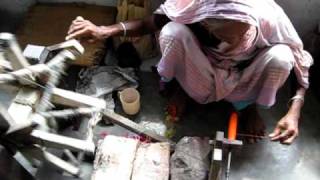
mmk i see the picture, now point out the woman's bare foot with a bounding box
[163,82,188,138]
[238,105,266,143]
[165,85,188,123]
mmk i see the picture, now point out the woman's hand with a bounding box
[269,87,305,145]
[66,17,112,42]
[269,112,299,145]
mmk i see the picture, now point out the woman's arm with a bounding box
[269,86,305,144]
[66,14,170,42]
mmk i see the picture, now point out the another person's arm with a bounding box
[66,14,170,42]
[269,86,305,145]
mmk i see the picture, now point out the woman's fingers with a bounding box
[281,132,298,145]
[66,21,97,40]
[69,21,85,31]
[68,19,86,32]
[271,128,294,142]
[66,28,89,40]
[67,16,91,38]
[68,23,86,35]
[69,20,92,33]
[270,130,289,141]
[68,22,90,35]
[269,126,281,138]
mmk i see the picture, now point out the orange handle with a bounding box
[228,112,238,140]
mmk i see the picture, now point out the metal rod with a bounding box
[36,50,72,112]
[30,130,95,154]
[237,133,269,139]
[63,149,80,166]
[40,107,99,119]
[0,64,50,84]
[102,110,174,145]
[43,150,80,177]
[20,147,80,177]
[226,150,232,180]
[77,112,102,162]
[0,33,30,70]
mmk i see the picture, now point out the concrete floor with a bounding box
[35,68,320,180]
[0,63,318,180]
[230,92,320,180]
[133,71,320,180]
[126,72,320,180]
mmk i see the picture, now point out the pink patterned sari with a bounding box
[155,0,313,107]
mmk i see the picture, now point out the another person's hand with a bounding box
[269,113,299,145]
[66,16,109,42]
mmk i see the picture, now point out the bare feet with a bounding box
[165,85,188,123]
[163,82,188,138]
[238,105,266,143]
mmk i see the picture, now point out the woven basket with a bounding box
[115,0,158,60]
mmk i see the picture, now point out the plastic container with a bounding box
[119,88,140,115]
